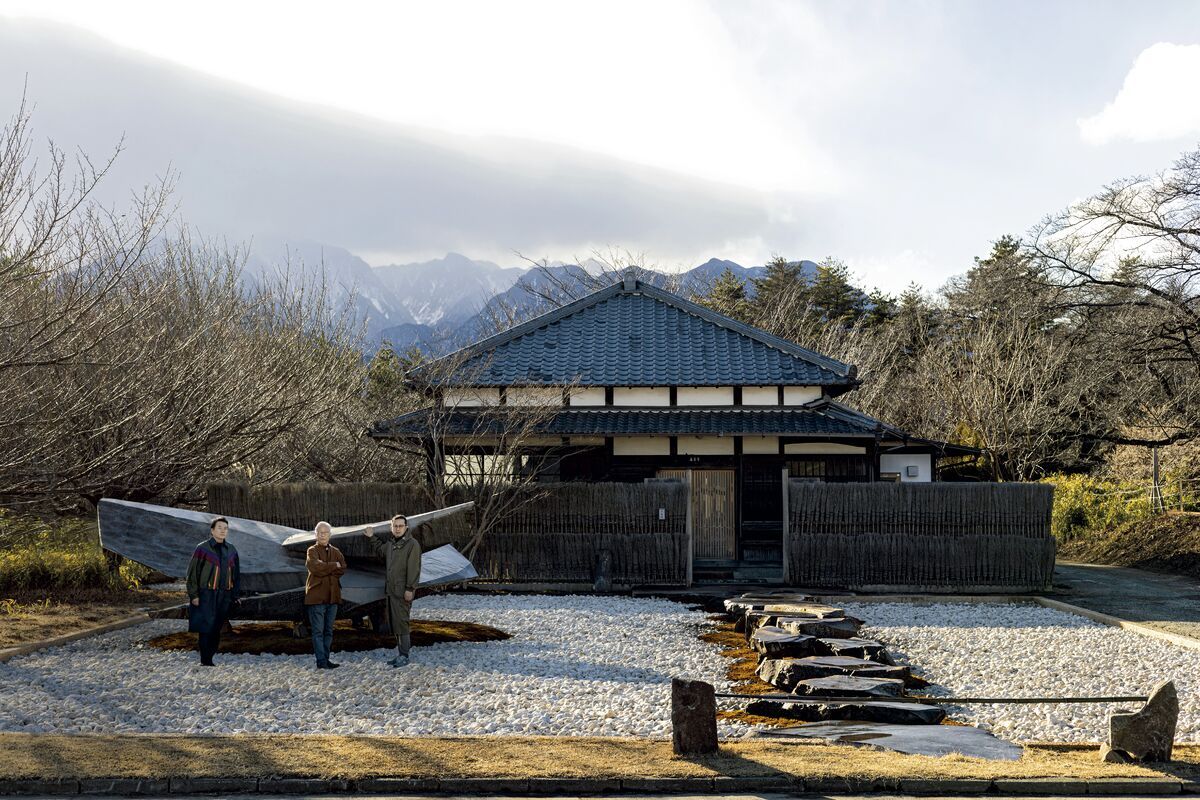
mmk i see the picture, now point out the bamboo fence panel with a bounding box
[208,481,688,585]
[787,482,1055,591]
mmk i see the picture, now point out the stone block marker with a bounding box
[671,677,718,755]
[1101,679,1179,763]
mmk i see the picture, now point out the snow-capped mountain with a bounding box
[373,253,526,325]
[242,240,810,353]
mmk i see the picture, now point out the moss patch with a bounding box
[146,619,509,655]
[700,619,791,727]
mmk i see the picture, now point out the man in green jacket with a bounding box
[363,513,422,667]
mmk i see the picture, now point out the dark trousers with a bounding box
[307,603,337,665]
[198,629,221,664]
[387,595,412,655]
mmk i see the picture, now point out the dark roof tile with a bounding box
[416,281,856,387]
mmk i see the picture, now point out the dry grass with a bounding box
[0,589,181,649]
[1,734,1199,782]
[146,619,508,655]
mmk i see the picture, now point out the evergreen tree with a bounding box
[697,268,752,321]
[809,258,870,325]
[751,256,807,308]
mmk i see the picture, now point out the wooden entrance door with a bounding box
[658,468,737,561]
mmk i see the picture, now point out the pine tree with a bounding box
[698,268,752,321]
[751,256,807,307]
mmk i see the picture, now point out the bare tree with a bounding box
[0,95,174,502]
[1,232,369,506]
[1029,145,1200,449]
[374,347,579,559]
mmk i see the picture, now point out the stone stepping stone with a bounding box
[745,699,945,725]
[792,674,906,699]
[758,720,1023,760]
[769,655,910,683]
[816,637,888,661]
[749,627,819,659]
[737,606,847,634]
[776,617,860,639]
[724,594,815,614]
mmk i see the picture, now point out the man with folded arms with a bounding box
[305,521,347,669]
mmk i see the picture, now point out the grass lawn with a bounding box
[0,734,1197,782]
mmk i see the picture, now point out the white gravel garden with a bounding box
[3,594,1196,744]
[0,594,737,738]
[844,601,1200,744]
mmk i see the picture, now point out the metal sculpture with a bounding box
[97,498,478,627]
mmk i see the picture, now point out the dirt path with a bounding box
[1053,561,1200,640]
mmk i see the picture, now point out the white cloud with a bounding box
[1079,42,1200,145]
[0,0,840,193]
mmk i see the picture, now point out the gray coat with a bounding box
[370,532,422,597]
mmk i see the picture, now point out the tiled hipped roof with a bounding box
[414,280,857,388]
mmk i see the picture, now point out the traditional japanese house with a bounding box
[372,274,977,576]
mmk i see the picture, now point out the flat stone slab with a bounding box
[760,720,1023,760]
[746,699,945,725]
[776,616,861,639]
[792,674,906,698]
[778,655,910,682]
[750,627,820,659]
[724,595,817,616]
[817,637,888,661]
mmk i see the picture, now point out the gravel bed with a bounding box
[844,601,1200,744]
[0,594,738,738]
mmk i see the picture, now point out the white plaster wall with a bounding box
[569,436,605,446]
[783,442,867,455]
[783,386,822,405]
[567,387,606,406]
[444,388,501,407]
[880,453,932,482]
[613,436,671,455]
[613,387,670,406]
[507,387,562,406]
[676,386,733,406]
[741,435,780,454]
[742,386,779,406]
[677,436,734,455]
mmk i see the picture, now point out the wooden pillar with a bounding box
[781,466,791,585]
[685,469,694,587]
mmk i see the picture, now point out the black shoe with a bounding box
[326,661,341,668]
[200,660,214,667]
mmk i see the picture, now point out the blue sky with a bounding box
[2,1,1199,292]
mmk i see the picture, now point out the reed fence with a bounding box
[787,482,1055,591]
[208,481,688,585]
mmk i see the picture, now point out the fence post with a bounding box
[685,470,694,587]
[780,467,790,585]
[1151,447,1164,513]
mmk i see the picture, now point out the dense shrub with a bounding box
[0,510,148,596]
[1042,474,1151,543]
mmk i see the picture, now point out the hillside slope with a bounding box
[1060,512,1200,579]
